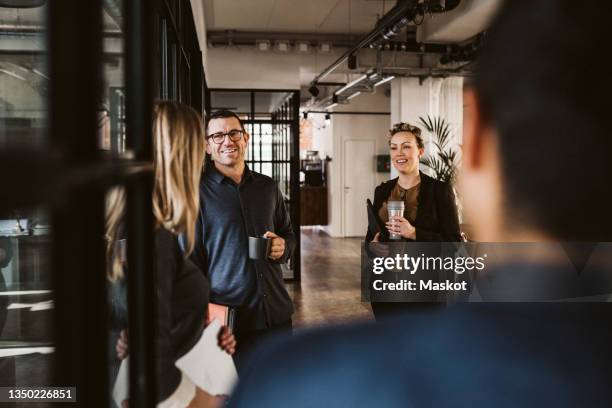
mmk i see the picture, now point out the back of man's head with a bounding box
[475,0,612,241]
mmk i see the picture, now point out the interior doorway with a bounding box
[343,139,376,237]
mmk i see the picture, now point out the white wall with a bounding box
[311,90,391,237]
[309,113,333,159]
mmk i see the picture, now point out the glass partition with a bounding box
[0,2,54,394]
[0,5,48,148]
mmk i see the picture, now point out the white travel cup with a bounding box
[387,200,405,240]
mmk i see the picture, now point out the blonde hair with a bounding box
[104,102,205,281]
[152,101,206,255]
[105,186,126,282]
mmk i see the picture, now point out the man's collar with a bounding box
[241,164,254,183]
[207,161,225,184]
[207,161,253,185]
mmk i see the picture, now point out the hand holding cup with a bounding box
[263,231,285,260]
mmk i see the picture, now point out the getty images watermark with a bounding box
[361,242,612,303]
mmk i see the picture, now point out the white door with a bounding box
[344,139,376,237]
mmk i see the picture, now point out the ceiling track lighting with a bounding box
[374,76,395,87]
[309,0,463,90]
[308,84,320,97]
[336,74,368,95]
[348,53,357,70]
[347,92,361,100]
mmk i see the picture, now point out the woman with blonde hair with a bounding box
[108,101,235,408]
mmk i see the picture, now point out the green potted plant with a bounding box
[418,115,464,223]
[418,115,460,184]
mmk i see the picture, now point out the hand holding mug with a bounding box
[263,231,285,260]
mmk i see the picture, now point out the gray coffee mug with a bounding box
[249,236,271,260]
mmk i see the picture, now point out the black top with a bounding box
[366,172,462,242]
[189,163,294,333]
[155,228,209,402]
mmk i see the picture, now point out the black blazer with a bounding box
[155,228,210,402]
[366,172,461,242]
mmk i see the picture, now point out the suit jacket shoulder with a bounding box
[230,303,612,408]
[373,177,398,209]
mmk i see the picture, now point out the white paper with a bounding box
[175,319,239,396]
[112,357,129,408]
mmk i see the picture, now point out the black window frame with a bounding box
[0,0,207,406]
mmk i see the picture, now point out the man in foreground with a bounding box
[229,1,612,406]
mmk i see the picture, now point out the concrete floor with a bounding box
[286,227,374,328]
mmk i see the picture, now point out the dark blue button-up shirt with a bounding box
[189,162,295,332]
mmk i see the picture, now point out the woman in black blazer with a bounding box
[366,122,461,319]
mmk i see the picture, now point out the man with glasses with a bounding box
[189,110,294,370]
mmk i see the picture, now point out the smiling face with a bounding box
[206,116,249,168]
[389,131,424,175]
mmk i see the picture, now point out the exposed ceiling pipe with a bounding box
[207,30,363,48]
[0,24,121,36]
[309,0,462,89]
[310,0,418,87]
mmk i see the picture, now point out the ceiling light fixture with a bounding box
[256,40,271,52]
[319,42,332,53]
[296,41,310,53]
[374,76,395,87]
[347,92,361,100]
[32,68,48,79]
[308,84,320,97]
[336,74,368,95]
[348,54,357,70]
[276,41,290,52]
[0,69,26,81]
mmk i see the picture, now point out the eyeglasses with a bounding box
[206,129,245,144]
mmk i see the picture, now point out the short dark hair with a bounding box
[206,110,245,133]
[475,0,612,240]
[389,122,424,149]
